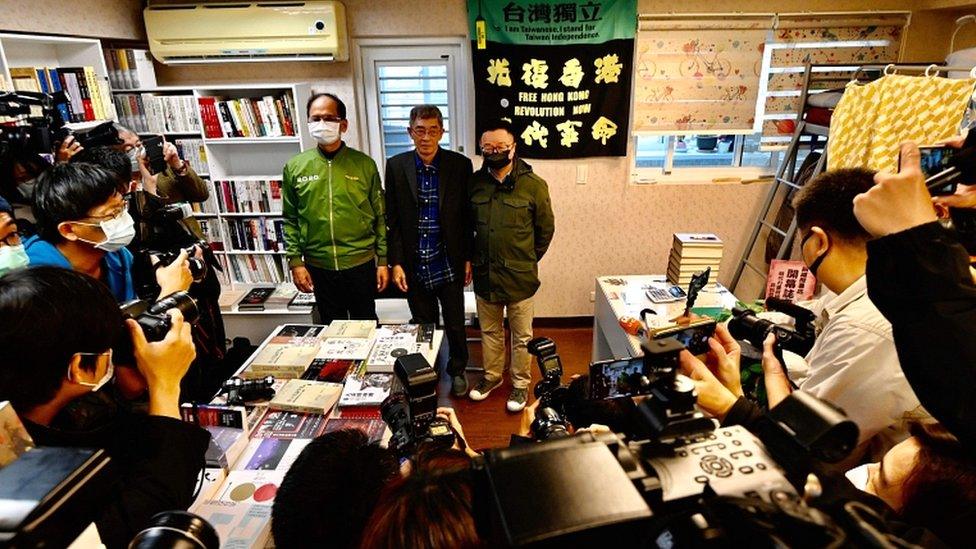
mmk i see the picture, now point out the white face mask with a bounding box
[17,178,37,201]
[0,244,29,276]
[127,146,144,173]
[845,463,871,492]
[75,211,136,253]
[70,351,115,392]
[308,120,341,146]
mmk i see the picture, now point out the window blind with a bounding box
[377,63,451,158]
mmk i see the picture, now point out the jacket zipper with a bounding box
[328,160,338,270]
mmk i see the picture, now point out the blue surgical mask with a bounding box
[0,244,29,276]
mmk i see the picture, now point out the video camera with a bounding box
[474,334,863,547]
[380,354,456,458]
[728,298,817,387]
[0,91,120,158]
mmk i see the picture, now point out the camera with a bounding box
[154,244,208,283]
[528,337,568,411]
[0,91,120,158]
[474,330,862,547]
[218,376,276,405]
[728,297,817,357]
[120,290,200,342]
[129,511,219,549]
[380,354,455,458]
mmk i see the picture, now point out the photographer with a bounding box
[71,145,134,194]
[854,140,976,454]
[0,267,209,548]
[755,168,927,463]
[23,162,192,303]
[115,126,209,206]
[680,341,976,547]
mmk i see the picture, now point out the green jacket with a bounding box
[470,158,555,303]
[282,144,387,271]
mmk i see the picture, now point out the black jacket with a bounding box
[384,148,474,283]
[866,221,976,453]
[24,411,210,548]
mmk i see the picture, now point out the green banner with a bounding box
[468,0,636,46]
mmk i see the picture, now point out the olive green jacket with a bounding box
[469,158,555,303]
[156,165,209,239]
[282,144,387,271]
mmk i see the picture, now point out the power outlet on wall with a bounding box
[589,290,595,302]
[576,164,588,185]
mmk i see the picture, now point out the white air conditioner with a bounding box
[144,1,348,64]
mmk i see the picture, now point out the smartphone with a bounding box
[909,145,958,196]
[142,135,167,175]
[651,318,717,355]
[588,357,647,399]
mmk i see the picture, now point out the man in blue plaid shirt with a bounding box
[385,105,474,396]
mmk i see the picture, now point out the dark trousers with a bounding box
[407,278,468,376]
[307,260,378,324]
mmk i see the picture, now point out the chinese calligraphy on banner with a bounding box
[468,0,636,158]
[765,260,816,302]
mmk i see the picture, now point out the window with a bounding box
[635,133,775,173]
[358,40,472,173]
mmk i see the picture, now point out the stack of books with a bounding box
[197,94,297,139]
[667,233,723,287]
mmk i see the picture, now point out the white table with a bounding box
[591,275,740,362]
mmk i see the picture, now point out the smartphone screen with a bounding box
[652,320,716,355]
[142,135,167,175]
[588,357,647,399]
[918,146,955,178]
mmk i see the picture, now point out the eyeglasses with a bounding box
[310,115,344,123]
[410,127,443,138]
[481,144,514,154]
[81,197,128,223]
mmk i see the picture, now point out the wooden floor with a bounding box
[435,325,594,449]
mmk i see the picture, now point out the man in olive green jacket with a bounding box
[468,120,555,412]
[283,93,388,322]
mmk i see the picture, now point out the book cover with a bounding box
[765,260,816,302]
[339,373,393,407]
[190,500,272,549]
[673,233,723,248]
[266,285,297,310]
[238,438,311,472]
[269,379,342,415]
[215,470,285,505]
[366,334,423,372]
[180,403,248,429]
[302,358,356,383]
[288,292,315,311]
[250,409,328,439]
[244,344,320,379]
[316,337,374,361]
[0,401,34,468]
[238,287,275,311]
[323,319,377,339]
[204,426,248,469]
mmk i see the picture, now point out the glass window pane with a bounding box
[378,65,447,78]
[635,135,668,168]
[376,62,453,159]
[379,78,448,93]
[740,133,774,169]
[672,136,735,168]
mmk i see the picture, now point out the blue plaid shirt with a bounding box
[415,152,455,291]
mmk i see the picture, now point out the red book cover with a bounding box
[222,180,235,213]
[276,99,294,136]
[197,97,219,138]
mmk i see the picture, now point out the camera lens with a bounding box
[148,291,200,325]
[129,510,219,549]
[531,407,570,441]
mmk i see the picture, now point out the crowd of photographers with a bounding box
[3,113,976,546]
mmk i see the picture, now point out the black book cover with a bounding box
[238,287,275,310]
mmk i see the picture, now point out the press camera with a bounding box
[0,91,120,158]
[120,290,200,342]
[380,354,455,458]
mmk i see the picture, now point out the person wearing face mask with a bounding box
[467,120,555,413]
[282,92,388,322]
[0,267,210,548]
[0,196,29,277]
[115,125,210,206]
[22,162,192,303]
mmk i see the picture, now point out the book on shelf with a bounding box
[197,94,297,139]
[198,219,224,250]
[288,292,315,312]
[114,93,200,134]
[213,179,283,214]
[218,288,246,312]
[265,284,298,309]
[222,217,286,252]
[237,287,275,311]
[173,138,207,173]
[269,379,343,415]
[226,255,291,285]
[10,66,112,123]
[105,48,156,90]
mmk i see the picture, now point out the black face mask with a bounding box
[801,231,830,278]
[484,151,512,170]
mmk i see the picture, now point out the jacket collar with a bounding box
[823,275,868,322]
[484,157,532,189]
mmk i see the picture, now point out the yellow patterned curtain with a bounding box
[758,13,909,151]
[633,15,774,135]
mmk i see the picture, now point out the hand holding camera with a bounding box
[126,308,196,419]
[154,248,193,297]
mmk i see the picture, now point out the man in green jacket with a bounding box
[467,119,555,412]
[282,93,388,322]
